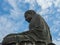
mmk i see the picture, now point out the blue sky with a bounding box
[0,0,60,45]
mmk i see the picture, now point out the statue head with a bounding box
[24,10,36,23]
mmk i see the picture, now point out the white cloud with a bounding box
[50,20,60,33]
[53,40,60,45]
[50,26,58,33]
[57,8,60,12]
[7,0,24,19]
[0,0,25,42]
[36,0,52,9]
[36,0,60,9]
[53,20,60,26]
[58,33,60,35]
[7,0,18,10]
[25,0,38,10]
[57,38,60,41]
[56,13,60,19]
[0,16,25,42]
[25,0,31,3]
[28,0,36,10]
[54,0,60,8]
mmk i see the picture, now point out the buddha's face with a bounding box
[25,14,32,23]
[24,10,36,23]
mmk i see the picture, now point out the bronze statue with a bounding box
[2,10,53,45]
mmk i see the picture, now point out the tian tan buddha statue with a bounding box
[2,10,55,45]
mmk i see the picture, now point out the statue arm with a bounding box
[34,15,44,30]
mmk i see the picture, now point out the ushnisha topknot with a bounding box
[24,10,36,17]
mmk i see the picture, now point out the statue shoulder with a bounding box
[3,33,17,40]
[34,14,43,20]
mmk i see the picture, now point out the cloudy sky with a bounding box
[0,0,60,45]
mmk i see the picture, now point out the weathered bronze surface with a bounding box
[2,10,53,45]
